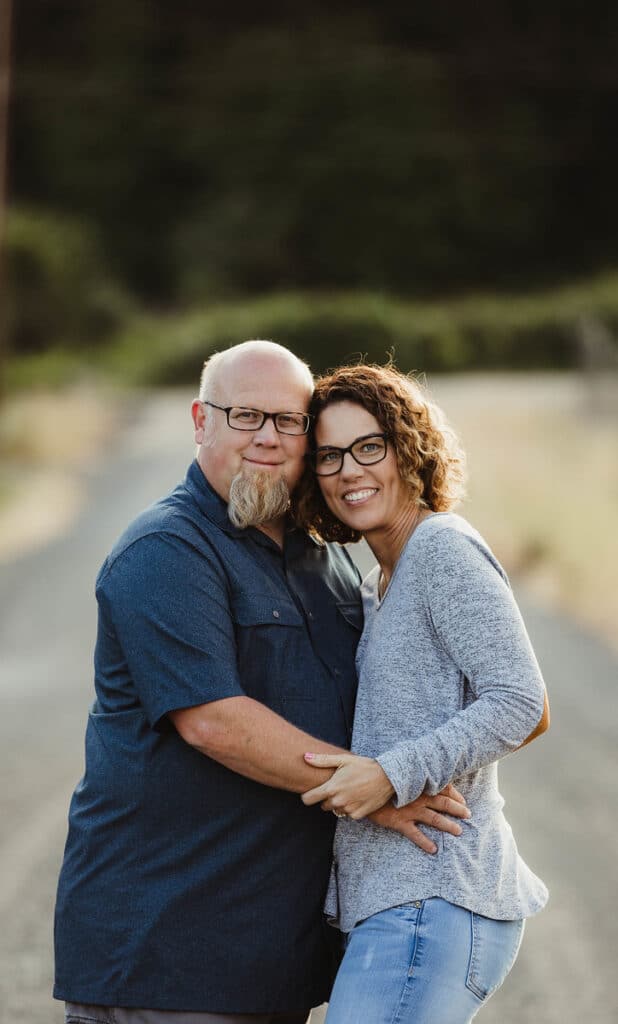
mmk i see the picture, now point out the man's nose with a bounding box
[252,415,281,444]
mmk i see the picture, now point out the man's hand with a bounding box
[369,784,471,855]
[302,752,395,819]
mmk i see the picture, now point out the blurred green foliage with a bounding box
[9,272,618,390]
[5,206,134,353]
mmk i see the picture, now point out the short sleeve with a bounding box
[96,532,245,727]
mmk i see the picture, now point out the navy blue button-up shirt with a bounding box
[54,461,361,1013]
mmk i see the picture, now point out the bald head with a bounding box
[199,340,313,404]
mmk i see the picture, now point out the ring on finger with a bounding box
[333,810,347,819]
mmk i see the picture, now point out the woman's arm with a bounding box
[518,688,550,748]
[303,527,548,815]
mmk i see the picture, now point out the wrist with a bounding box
[368,799,396,827]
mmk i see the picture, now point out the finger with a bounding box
[301,782,333,806]
[400,824,438,855]
[417,809,463,836]
[442,783,467,805]
[320,798,352,816]
[429,795,471,819]
[304,753,349,767]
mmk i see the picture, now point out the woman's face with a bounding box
[314,401,411,536]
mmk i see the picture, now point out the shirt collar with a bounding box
[184,460,245,537]
[183,460,321,549]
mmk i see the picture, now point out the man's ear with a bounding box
[192,399,205,444]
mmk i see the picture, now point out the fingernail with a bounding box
[304,753,315,761]
[464,809,472,818]
[429,844,437,854]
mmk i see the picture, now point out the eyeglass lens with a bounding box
[314,435,387,475]
[228,407,309,434]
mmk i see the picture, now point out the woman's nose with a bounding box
[340,451,363,477]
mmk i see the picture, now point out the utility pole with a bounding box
[0,0,13,400]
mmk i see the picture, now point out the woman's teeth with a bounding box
[343,489,378,504]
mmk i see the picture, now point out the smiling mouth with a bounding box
[243,458,284,467]
[342,488,378,504]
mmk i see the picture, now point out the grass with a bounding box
[430,373,618,650]
[0,384,127,560]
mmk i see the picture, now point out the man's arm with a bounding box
[169,695,344,793]
[170,696,470,851]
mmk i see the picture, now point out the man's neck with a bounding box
[256,516,286,548]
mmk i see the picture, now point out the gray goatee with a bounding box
[228,470,291,529]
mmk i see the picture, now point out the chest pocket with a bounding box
[231,595,307,707]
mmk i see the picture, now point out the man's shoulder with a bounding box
[101,479,219,576]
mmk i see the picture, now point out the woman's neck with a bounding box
[366,502,431,590]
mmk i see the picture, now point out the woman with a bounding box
[295,364,549,1024]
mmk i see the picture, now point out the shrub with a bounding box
[101,272,618,387]
[5,206,133,354]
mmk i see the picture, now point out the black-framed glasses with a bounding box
[202,400,311,436]
[310,433,390,476]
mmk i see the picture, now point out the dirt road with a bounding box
[1,391,616,1023]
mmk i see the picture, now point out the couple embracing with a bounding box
[55,340,548,1024]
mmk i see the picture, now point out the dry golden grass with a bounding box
[429,373,618,651]
[0,385,123,561]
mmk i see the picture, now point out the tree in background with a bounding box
[7,2,618,311]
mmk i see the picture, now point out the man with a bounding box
[54,341,468,1024]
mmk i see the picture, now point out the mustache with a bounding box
[228,469,291,529]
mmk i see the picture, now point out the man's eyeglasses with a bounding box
[202,401,311,436]
[310,433,389,476]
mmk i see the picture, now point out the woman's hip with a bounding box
[325,897,524,1024]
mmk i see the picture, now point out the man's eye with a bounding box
[278,414,301,426]
[233,409,261,423]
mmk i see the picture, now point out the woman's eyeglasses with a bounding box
[310,434,389,476]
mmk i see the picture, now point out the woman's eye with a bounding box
[317,450,339,464]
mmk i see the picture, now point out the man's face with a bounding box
[192,350,312,506]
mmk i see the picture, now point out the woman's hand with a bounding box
[301,752,396,819]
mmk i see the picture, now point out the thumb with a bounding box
[304,752,349,768]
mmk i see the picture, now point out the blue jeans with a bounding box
[325,898,524,1024]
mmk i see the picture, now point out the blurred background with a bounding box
[0,3,617,1022]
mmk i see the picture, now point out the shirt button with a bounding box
[308,611,314,620]
[272,609,280,619]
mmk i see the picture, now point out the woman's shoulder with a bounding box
[415,510,484,546]
[406,512,507,582]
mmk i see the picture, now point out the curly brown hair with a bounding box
[294,363,467,544]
